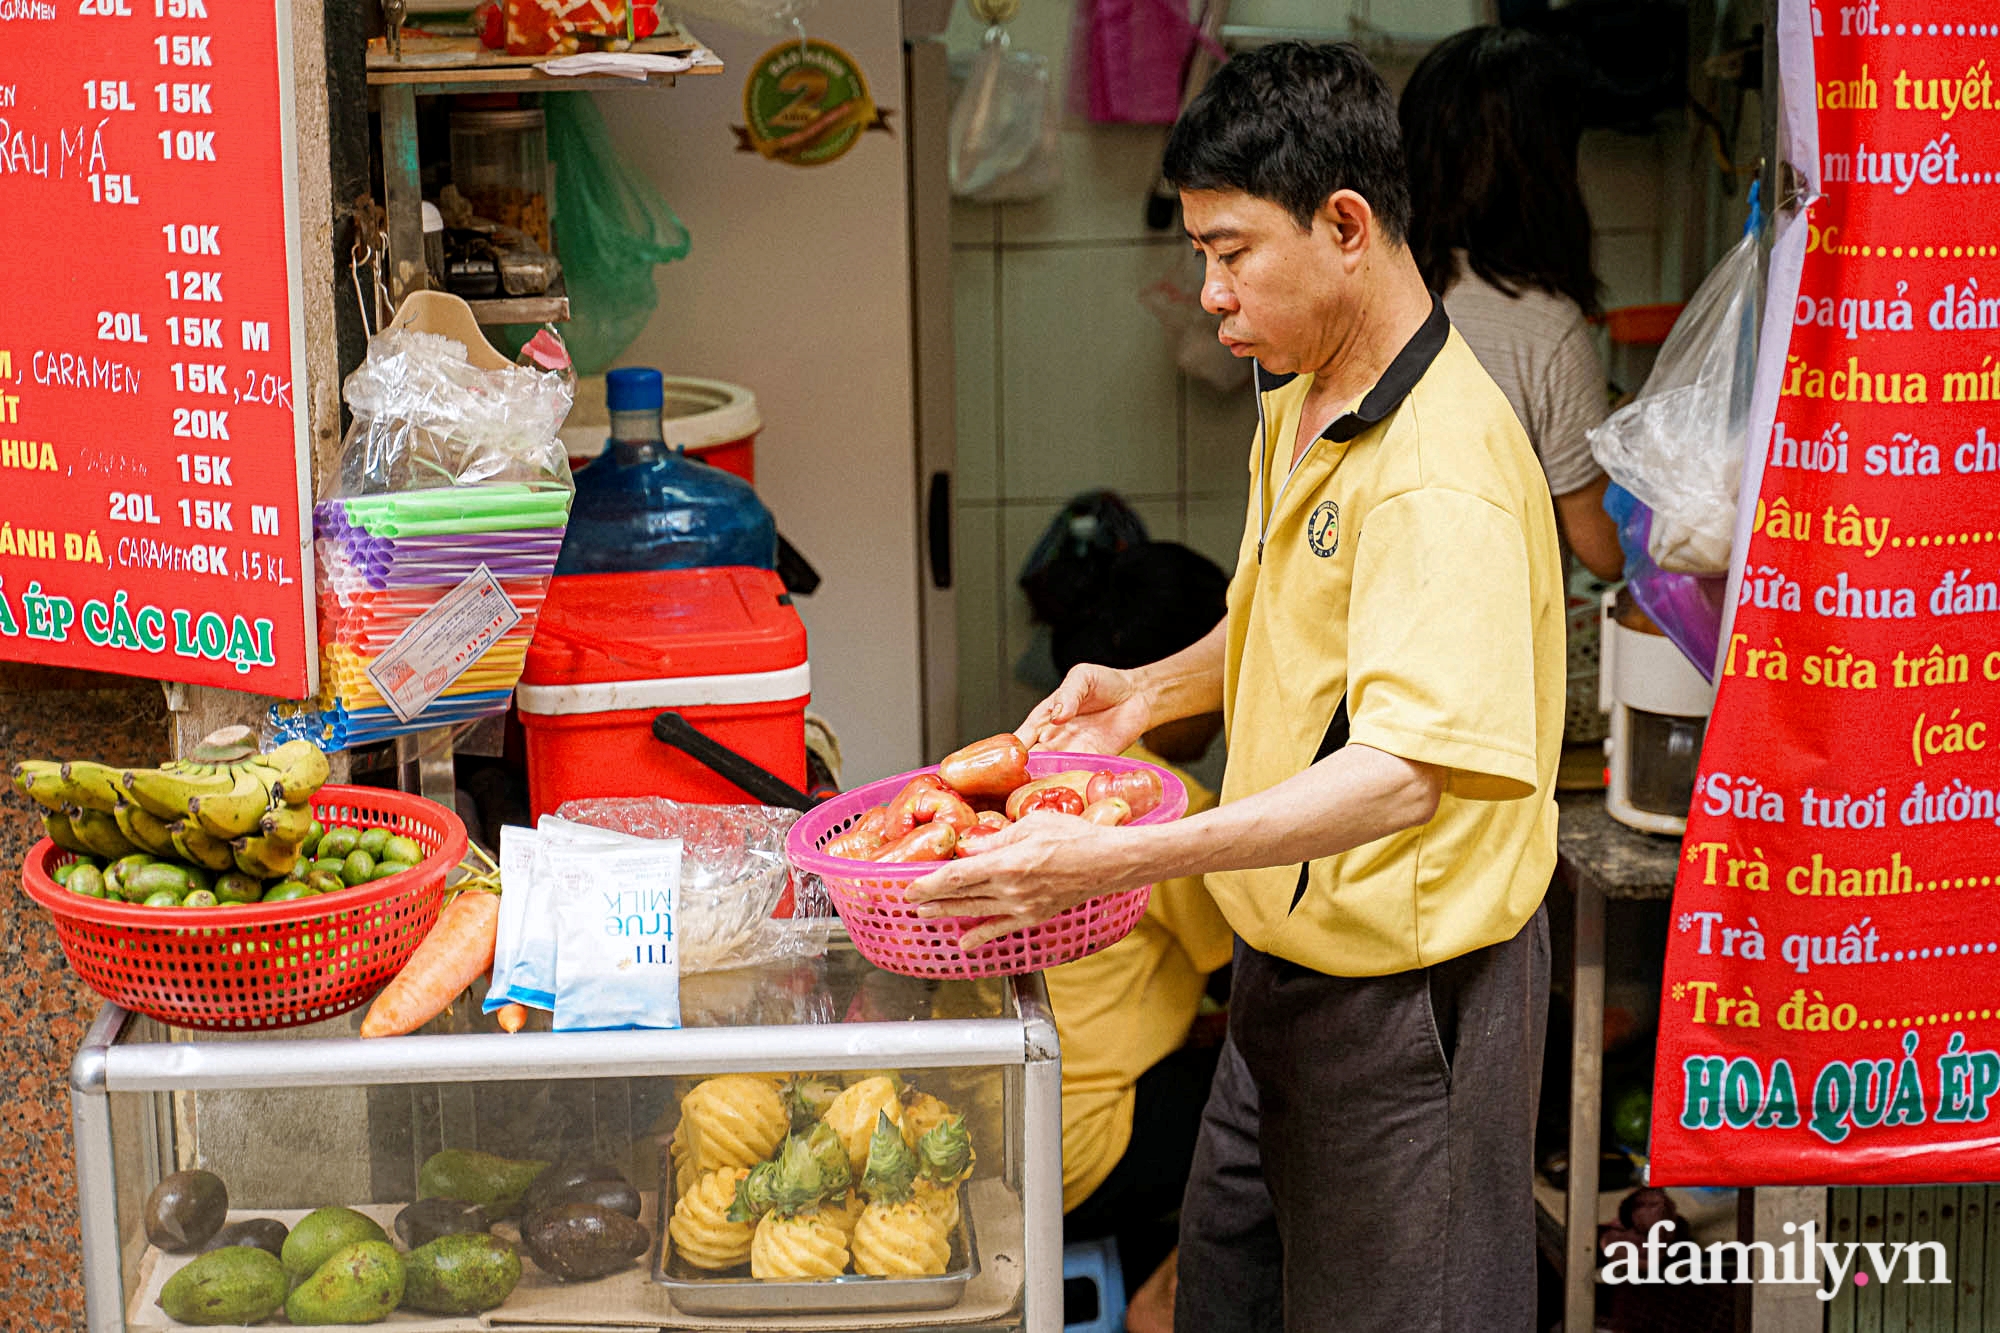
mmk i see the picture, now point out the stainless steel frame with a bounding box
[70,971,1063,1331]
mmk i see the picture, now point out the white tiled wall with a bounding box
[944,1,1682,748]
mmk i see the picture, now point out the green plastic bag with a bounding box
[504,93,689,375]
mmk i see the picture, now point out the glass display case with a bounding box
[70,941,1059,1331]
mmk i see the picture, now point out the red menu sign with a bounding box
[1650,8,2000,1184]
[0,0,315,696]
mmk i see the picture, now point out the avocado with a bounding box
[213,872,262,905]
[144,1170,229,1252]
[315,827,359,860]
[340,850,376,886]
[519,1160,636,1219]
[201,1217,290,1259]
[393,1196,490,1250]
[418,1148,550,1216]
[284,1240,404,1325]
[157,1246,287,1325]
[520,1202,651,1281]
[281,1206,388,1286]
[128,862,195,903]
[401,1233,522,1315]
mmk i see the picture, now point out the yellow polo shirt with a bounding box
[1044,747,1231,1211]
[1211,302,1563,977]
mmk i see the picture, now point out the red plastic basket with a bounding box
[788,752,1187,979]
[21,784,468,1032]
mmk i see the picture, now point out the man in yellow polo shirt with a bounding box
[908,40,1561,1332]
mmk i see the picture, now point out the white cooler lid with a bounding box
[516,663,810,716]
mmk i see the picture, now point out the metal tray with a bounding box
[652,1154,980,1316]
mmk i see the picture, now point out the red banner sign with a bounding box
[0,0,315,696]
[1651,7,2000,1184]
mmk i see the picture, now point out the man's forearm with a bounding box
[1133,620,1229,729]
[1117,743,1442,883]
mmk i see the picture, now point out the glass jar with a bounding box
[449,107,553,251]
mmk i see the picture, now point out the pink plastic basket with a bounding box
[788,751,1187,978]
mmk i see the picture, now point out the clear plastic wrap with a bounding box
[554,796,832,973]
[1588,228,1764,575]
[325,327,575,497]
[949,26,1061,202]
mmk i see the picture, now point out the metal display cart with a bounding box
[69,940,1060,1331]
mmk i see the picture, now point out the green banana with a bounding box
[260,801,316,844]
[68,805,141,860]
[58,761,131,814]
[123,765,234,821]
[187,766,278,841]
[261,740,330,804]
[12,761,70,812]
[232,834,303,880]
[112,798,179,859]
[169,820,236,873]
[42,810,93,857]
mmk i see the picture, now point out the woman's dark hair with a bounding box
[1051,543,1229,676]
[1163,41,1411,242]
[1399,26,1600,315]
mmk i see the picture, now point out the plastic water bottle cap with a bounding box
[606,367,665,412]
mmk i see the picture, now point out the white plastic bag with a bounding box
[1588,229,1764,574]
[949,25,1061,202]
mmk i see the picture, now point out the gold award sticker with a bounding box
[735,38,894,167]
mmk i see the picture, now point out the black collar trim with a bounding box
[1252,293,1450,444]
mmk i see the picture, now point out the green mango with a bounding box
[340,850,376,887]
[356,827,390,858]
[285,1240,404,1325]
[157,1246,287,1326]
[280,1206,388,1286]
[66,865,107,898]
[142,889,182,908]
[213,872,262,905]
[418,1149,550,1216]
[371,860,416,882]
[400,1233,521,1315]
[182,889,219,908]
[298,819,324,858]
[127,862,194,903]
[51,860,76,886]
[316,826,360,860]
[263,880,317,903]
[312,856,347,878]
[382,834,422,865]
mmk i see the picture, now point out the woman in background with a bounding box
[1400,25,1624,580]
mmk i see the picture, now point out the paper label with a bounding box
[365,564,522,722]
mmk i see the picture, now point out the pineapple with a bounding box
[913,1114,975,1235]
[900,1087,958,1147]
[678,1074,789,1174]
[851,1111,952,1277]
[822,1075,904,1176]
[752,1211,850,1279]
[669,1166,755,1270]
[736,1126,852,1279]
[783,1074,845,1131]
[820,1187,864,1241]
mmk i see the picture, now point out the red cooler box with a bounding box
[517,568,809,819]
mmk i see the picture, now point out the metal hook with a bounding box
[793,15,808,53]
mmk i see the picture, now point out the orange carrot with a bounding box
[360,891,500,1038]
[496,1002,528,1033]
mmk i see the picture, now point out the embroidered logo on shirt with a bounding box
[1307,501,1341,557]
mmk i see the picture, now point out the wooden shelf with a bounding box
[465,287,569,326]
[366,25,722,89]
[1533,1176,1739,1278]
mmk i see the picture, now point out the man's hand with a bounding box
[1015,664,1153,755]
[903,813,1141,952]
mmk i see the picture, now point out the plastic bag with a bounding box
[1588,227,1764,575]
[1067,0,1212,125]
[506,94,690,376]
[553,797,833,973]
[1139,250,1251,392]
[325,327,575,497]
[949,25,1061,202]
[1604,482,1729,681]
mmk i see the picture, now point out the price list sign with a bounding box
[0,0,315,696]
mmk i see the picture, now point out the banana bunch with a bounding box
[12,726,330,880]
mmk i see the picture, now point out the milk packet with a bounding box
[485,824,552,1011]
[549,839,683,1031]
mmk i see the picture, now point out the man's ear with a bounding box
[1318,189,1376,256]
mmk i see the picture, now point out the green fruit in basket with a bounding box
[316,826,360,860]
[309,856,343,878]
[51,859,77,886]
[306,870,347,896]
[170,820,237,873]
[68,805,142,859]
[142,889,181,908]
[66,865,107,898]
[213,872,263,905]
[158,1244,287,1326]
[260,800,315,845]
[299,819,325,858]
[181,865,213,895]
[371,860,416,882]
[281,1207,390,1287]
[263,880,318,903]
[42,809,94,857]
[341,850,376,887]
[356,827,390,858]
[183,889,219,908]
[127,862,193,903]
[382,834,422,866]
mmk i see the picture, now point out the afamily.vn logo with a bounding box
[1602,1221,1948,1300]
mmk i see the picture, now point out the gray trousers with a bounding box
[1175,907,1550,1333]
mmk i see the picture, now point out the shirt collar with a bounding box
[1252,292,1451,444]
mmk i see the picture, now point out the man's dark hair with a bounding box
[1051,542,1229,676]
[1399,26,1601,315]
[1162,41,1411,243]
